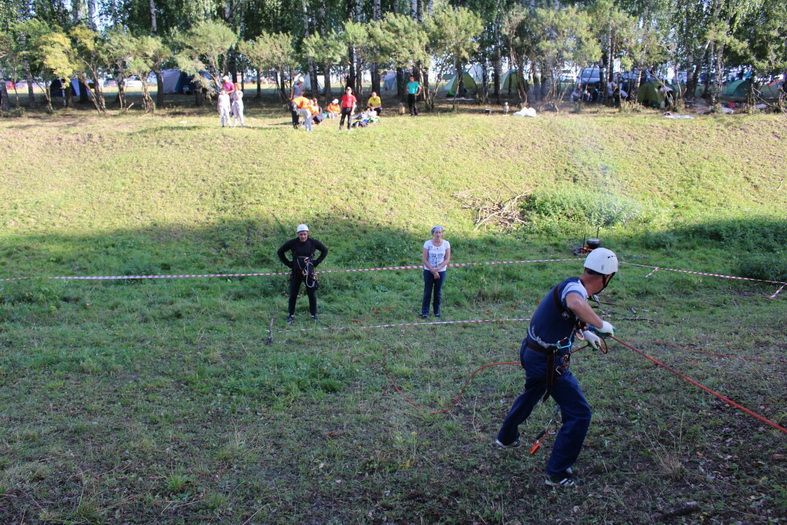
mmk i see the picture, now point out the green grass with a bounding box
[0,106,785,523]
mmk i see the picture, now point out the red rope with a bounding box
[611,336,787,435]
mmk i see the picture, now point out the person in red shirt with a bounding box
[339,86,357,131]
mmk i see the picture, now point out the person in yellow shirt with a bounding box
[367,91,382,115]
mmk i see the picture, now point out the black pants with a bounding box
[288,272,317,316]
[407,94,418,115]
[339,108,352,129]
[290,103,299,128]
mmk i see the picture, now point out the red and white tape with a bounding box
[625,262,786,286]
[293,317,531,332]
[0,258,574,283]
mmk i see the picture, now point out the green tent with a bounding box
[501,70,525,93]
[721,79,751,102]
[638,80,673,108]
[445,71,478,97]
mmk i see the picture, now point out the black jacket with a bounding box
[277,237,328,271]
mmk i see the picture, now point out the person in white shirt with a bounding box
[217,89,231,127]
[231,83,244,127]
[420,225,451,319]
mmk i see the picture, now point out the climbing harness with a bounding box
[295,256,319,289]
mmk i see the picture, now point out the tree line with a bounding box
[0,0,784,113]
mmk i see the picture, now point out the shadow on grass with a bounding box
[1,215,784,282]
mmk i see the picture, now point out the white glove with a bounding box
[595,321,615,336]
[582,330,601,350]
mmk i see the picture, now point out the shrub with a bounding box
[521,187,644,229]
[735,254,787,281]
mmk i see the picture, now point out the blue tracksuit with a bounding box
[497,277,592,478]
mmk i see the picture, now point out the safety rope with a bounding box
[611,335,787,435]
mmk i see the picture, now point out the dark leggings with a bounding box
[339,108,353,129]
[288,272,317,316]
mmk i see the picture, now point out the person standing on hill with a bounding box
[406,75,422,116]
[495,248,618,488]
[217,89,231,127]
[339,86,357,130]
[231,82,244,127]
[289,79,305,129]
[277,224,328,324]
[421,225,451,319]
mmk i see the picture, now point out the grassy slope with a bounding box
[0,108,785,524]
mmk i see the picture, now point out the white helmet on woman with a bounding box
[584,248,618,275]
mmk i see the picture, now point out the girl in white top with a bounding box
[421,225,451,318]
[231,83,244,127]
[217,89,231,127]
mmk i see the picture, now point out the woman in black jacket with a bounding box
[277,224,328,323]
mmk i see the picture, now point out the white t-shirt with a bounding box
[423,240,450,271]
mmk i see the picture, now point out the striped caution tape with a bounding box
[625,262,787,286]
[0,258,575,283]
[293,317,531,332]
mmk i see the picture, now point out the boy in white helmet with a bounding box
[495,248,618,487]
[276,224,328,323]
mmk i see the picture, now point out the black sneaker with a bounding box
[494,436,521,449]
[545,470,579,487]
[286,315,294,325]
[434,313,441,319]
[311,314,318,321]
[420,314,428,319]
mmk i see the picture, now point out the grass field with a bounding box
[0,104,785,524]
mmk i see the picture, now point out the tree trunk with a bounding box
[87,0,97,29]
[371,0,381,94]
[116,75,126,109]
[25,64,35,108]
[396,68,404,100]
[0,80,9,111]
[90,70,106,112]
[324,65,332,101]
[153,70,163,108]
[493,48,501,103]
[149,0,157,32]
[256,68,261,98]
[140,79,154,112]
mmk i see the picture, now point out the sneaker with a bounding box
[286,315,294,325]
[545,471,579,487]
[420,314,428,319]
[495,437,521,449]
[311,314,318,321]
[434,313,441,319]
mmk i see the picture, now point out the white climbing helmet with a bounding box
[584,248,618,275]
[296,224,309,233]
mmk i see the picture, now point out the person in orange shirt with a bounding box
[309,98,323,125]
[292,95,311,131]
[326,99,341,118]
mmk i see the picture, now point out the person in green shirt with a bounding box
[406,75,422,116]
[367,91,382,115]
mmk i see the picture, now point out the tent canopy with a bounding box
[445,71,478,97]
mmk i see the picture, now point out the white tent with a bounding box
[383,71,397,91]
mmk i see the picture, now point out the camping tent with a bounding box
[638,80,674,108]
[445,71,478,97]
[383,71,397,91]
[156,69,193,94]
[501,70,525,93]
[721,79,750,102]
